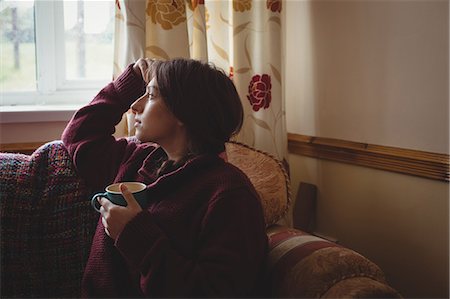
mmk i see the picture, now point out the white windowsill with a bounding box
[0,105,82,124]
[0,88,100,124]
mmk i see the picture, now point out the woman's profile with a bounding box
[62,58,268,297]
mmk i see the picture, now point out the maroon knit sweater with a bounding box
[62,65,268,298]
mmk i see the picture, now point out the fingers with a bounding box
[133,58,148,81]
[120,183,141,210]
[133,58,157,84]
[136,58,151,68]
[101,216,110,236]
[97,186,140,211]
[98,196,112,212]
[142,59,156,83]
[100,204,111,237]
[97,184,143,239]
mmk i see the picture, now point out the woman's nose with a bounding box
[130,94,146,114]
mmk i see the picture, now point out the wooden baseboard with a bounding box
[288,133,449,182]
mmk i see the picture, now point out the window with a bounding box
[0,0,115,107]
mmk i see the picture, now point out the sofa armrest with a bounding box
[266,225,401,298]
[1,141,98,298]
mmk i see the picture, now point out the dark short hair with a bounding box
[153,58,243,155]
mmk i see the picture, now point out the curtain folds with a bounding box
[113,0,286,161]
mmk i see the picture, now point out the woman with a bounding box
[62,58,268,297]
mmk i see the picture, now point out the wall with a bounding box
[0,110,127,144]
[284,0,449,298]
[0,122,67,144]
[1,1,448,297]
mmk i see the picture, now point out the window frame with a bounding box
[0,0,112,109]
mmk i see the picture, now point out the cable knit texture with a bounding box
[0,64,401,299]
[61,65,268,297]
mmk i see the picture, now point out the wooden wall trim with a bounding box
[288,133,449,182]
[0,141,48,155]
[2,137,449,182]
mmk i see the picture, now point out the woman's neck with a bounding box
[160,138,190,163]
[162,144,189,163]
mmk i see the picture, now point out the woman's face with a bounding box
[130,78,183,145]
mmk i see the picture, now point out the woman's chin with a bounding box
[135,134,152,144]
[134,132,144,142]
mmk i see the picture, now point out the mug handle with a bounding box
[91,193,107,212]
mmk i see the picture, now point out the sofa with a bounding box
[0,140,401,298]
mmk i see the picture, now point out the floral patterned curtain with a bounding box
[113,0,286,161]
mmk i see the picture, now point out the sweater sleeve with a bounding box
[115,188,268,297]
[61,64,146,189]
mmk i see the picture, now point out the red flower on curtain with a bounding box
[247,74,272,111]
[115,0,121,10]
[267,0,281,13]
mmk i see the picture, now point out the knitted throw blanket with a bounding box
[0,141,98,298]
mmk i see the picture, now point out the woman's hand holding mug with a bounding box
[91,182,148,240]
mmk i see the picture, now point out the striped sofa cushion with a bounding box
[266,225,401,298]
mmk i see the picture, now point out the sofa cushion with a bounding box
[225,141,290,226]
[322,276,402,298]
[266,225,401,298]
[0,141,98,298]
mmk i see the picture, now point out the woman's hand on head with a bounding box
[133,58,156,84]
[97,183,143,240]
